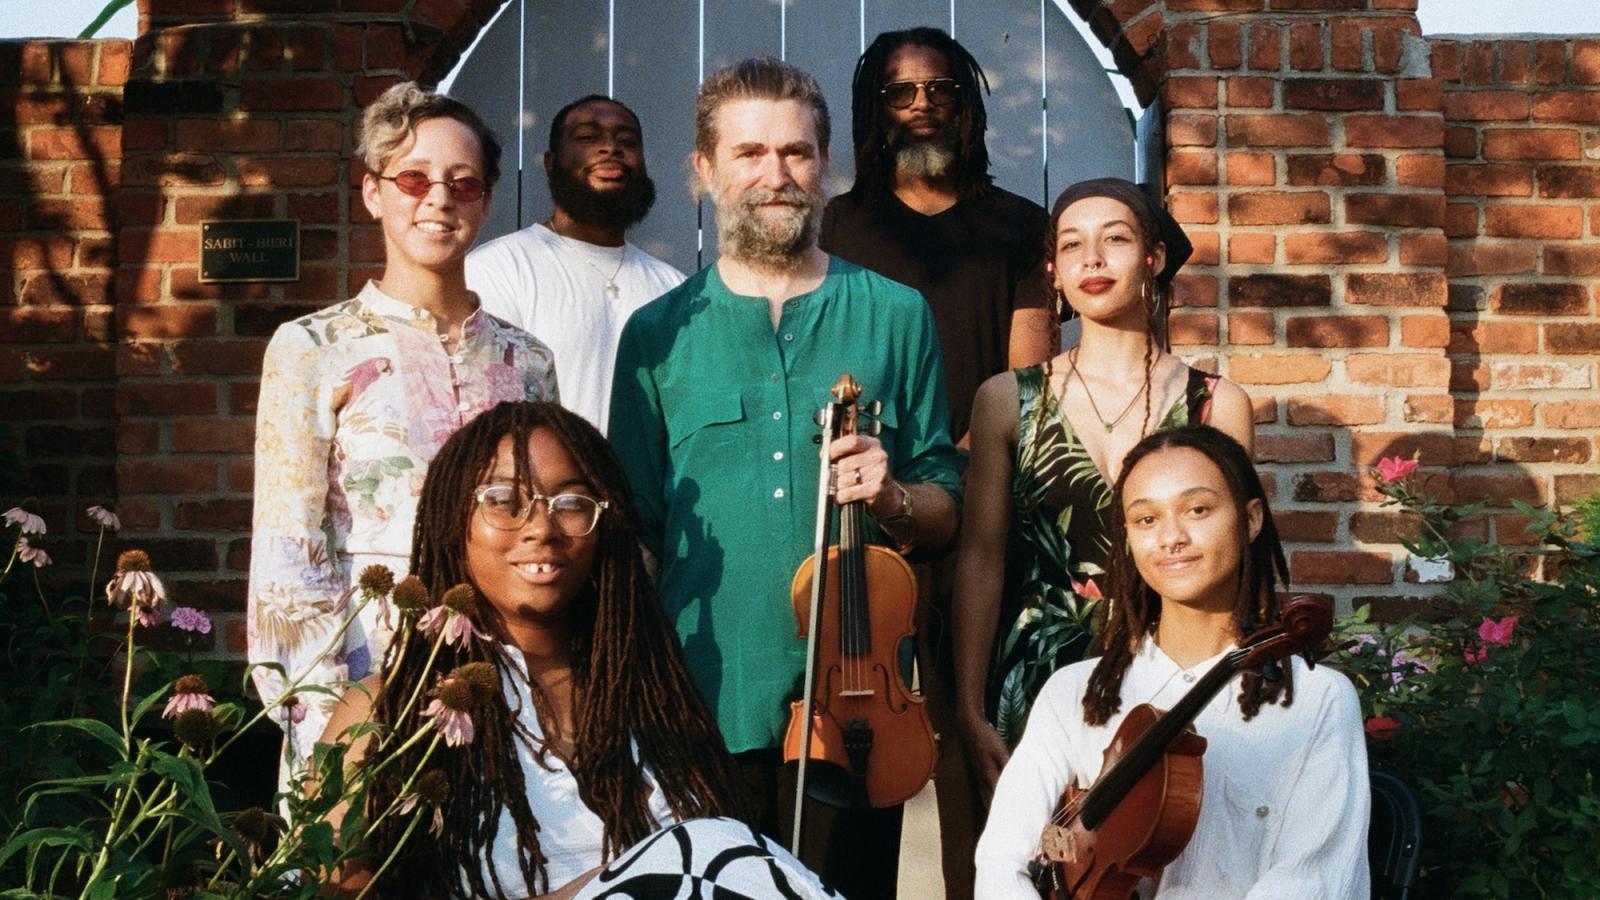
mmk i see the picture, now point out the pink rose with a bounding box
[1364,716,1401,741]
[1478,615,1518,646]
[1375,455,1420,484]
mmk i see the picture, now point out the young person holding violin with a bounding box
[954,178,1255,800]
[322,401,838,899]
[974,425,1370,899]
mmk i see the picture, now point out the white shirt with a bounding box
[478,647,676,895]
[976,637,1370,900]
[467,223,685,431]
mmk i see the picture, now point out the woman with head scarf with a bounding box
[952,178,1256,801]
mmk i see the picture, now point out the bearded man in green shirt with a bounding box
[608,57,964,897]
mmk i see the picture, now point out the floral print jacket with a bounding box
[247,282,558,765]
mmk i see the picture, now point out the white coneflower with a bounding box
[17,538,51,568]
[3,504,45,535]
[106,549,167,627]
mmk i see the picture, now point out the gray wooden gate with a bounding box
[448,0,1135,274]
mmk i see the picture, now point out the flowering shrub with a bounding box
[1335,460,1600,898]
[0,503,497,897]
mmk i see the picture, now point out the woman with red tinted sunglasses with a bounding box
[247,82,560,788]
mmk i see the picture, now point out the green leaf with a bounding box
[149,754,225,835]
[29,717,125,756]
[1562,699,1587,730]
[0,827,93,869]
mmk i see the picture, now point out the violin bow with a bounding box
[790,382,847,856]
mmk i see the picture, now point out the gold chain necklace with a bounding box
[1068,347,1147,434]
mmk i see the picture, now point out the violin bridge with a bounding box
[838,689,876,697]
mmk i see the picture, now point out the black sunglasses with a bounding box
[880,78,960,110]
[378,170,487,203]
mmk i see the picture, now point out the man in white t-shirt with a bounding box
[467,95,685,429]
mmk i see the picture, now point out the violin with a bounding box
[782,375,936,849]
[1032,596,1334,899]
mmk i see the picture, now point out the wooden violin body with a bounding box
[785,544,936,809]
[781,374,936,819]
[1032,597,1334,899]
[1037,705,1206,899]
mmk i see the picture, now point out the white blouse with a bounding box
[975,637,1370,900]
[477,648,676,895]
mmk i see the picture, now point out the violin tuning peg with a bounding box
[812,435,823,445]
[1260,660,1283,683]
[865,420,882,437]
[813,409,827,426]
[866,400,883,415]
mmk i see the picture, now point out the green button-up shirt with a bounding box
[609,257,965,753]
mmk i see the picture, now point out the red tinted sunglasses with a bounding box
[377,170,487,203]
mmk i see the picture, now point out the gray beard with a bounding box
[894,140,956,179]
[713,186,823,271]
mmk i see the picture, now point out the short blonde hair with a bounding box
[357,81,502,188]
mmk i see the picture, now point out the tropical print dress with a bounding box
[247,282,558,767]
[988,363,1216,746]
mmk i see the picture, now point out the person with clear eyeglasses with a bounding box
[247,82,559,788]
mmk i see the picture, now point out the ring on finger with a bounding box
[854,469,864,485]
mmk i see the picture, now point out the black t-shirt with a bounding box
[820,185,1050,440]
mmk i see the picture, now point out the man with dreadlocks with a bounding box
[609,57,964,898]
[819,31,1056,896]
[821,26,1055,448]
[974,426,1369,899]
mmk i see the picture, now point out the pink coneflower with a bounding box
[397,769,450,835]
[1462,644,1487,666]
[423,698,475,747]
[418,606,487,648]
[106,550,166,627]
[163,674,216,719]
[86,505,121,531]
[3,505,46,535]
[170,606,212,635]
[17,538,51,568]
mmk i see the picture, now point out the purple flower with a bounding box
[17,538,51,568]
[4,506,46,536]
[86,505,121,531]
[170,606,213,635]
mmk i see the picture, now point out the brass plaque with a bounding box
[199,220,300,283]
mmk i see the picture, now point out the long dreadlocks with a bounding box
[848,27,993,200]
[1082,425,1294,727]
[365,401,750,897]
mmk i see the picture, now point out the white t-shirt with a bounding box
[976,637,1370,900]
[467,224,685,431]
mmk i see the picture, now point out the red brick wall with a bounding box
[1435,35,1600,529]
[3,2,1597,659]
[1,39,129,570]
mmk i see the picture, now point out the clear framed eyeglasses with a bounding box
[472,484,608,536]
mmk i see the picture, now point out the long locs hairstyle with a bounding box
[849,27,993,200]
[366,401,749,898]
[1081,425,1293,727]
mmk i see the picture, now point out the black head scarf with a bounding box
[1048,177,1193,286]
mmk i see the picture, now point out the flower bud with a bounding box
[115,549,152,573]
[392,576,430,616]
[174,708,219,748]
[441,583,476,614]
[451,661,499,704]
